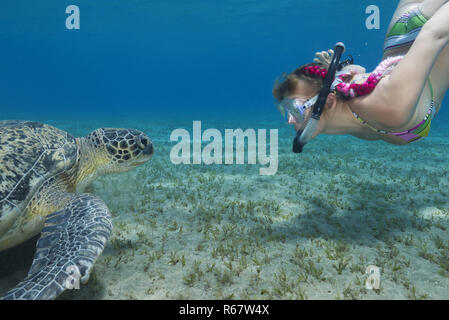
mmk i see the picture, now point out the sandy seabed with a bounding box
[2,116,449,300]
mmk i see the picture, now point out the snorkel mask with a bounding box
[277,95,318,124]
[286,42,352,154]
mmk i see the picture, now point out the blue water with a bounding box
[1,0,427,121]
[4,1,449,300]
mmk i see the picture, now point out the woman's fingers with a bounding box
[323,49,334,62]
[314,49,334,65]
[314,51,326,61]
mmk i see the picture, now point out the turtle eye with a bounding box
[140,137,149,146]
[137,135,149,149]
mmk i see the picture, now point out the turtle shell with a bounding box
[0,121,78,237]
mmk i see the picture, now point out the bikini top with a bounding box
[351,79,435,143]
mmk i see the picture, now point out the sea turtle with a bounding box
[0,120,153,299]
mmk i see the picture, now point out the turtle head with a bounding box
[83,128,154,174]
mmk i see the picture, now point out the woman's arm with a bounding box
[351,2,449,129]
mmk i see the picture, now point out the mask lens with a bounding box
[277,98,307,123]
[276,100,287,119]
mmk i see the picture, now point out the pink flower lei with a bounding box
[303,65,328,79]
[335,56,404,98]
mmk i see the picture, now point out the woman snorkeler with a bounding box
[273,0,449,152]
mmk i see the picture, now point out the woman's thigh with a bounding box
[385,0,424,33]
[382,0,447,59]
[381,0,449,100]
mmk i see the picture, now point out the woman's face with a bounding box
[284,79,317,131]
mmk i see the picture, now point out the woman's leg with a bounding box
[384,0,424,35]
[382,0,447,59]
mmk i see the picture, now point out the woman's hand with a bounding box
[313,49,366,76]
[313,49,334,66]
[341,64,366,75]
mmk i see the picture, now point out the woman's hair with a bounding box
[274,56,404,102]
[273,63,323,101]
[272,62,349,102]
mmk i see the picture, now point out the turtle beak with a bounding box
[143,143,154,156]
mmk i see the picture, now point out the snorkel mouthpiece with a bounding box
[292,130,304,153]
[293,42,346,154]
[292,117,320,153]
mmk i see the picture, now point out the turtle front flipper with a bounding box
[1,194,112,300]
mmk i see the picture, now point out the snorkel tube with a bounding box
[292,42,346,153]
